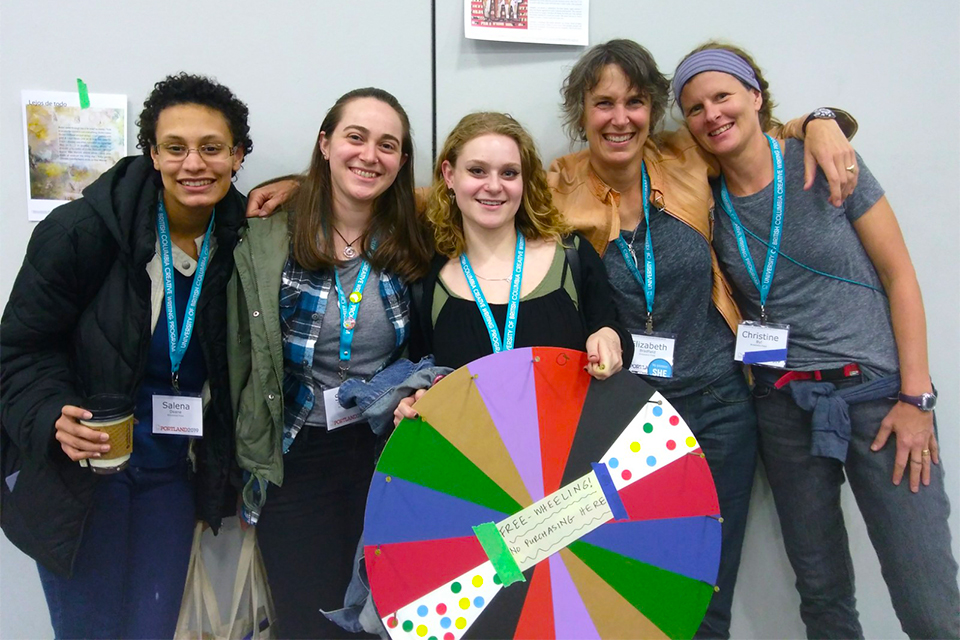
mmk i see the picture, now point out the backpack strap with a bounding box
[563,235,582,302]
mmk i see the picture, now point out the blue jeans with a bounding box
[754,378,959,639]
[668,370,758,640]
[37,464,195,639]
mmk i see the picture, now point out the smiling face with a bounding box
[319,96,407,214]
[583,64,652,174]
[680,71,763,160]
[442,133,523,236]
[150,103,242,219]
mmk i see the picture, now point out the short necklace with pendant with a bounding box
[333,226,362,259]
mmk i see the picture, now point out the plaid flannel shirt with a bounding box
[278,255,409,452]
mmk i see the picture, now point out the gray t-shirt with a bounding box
[711,139,898,378]
[304,257,395,427]
[603,211,736,397]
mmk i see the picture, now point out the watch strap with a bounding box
[802,107,837,134]
[898,390,937,411]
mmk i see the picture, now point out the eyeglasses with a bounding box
[154,142,236,162]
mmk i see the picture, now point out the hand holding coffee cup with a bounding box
[55,405,108,461]
[56,394,134,473]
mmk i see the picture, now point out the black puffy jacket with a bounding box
[0,155,244,576]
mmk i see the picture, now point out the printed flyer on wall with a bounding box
[22,89,127,221]
[464,0,588,46]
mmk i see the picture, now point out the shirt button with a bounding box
[267,393,276,400]
[181,262,191,270]
[312,313,319,320]
[252,310,260,317]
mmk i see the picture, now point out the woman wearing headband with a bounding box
[674,42,959,639]
[548,39,857,639]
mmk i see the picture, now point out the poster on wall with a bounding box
[464,0,588,46]
[22,89,127,221]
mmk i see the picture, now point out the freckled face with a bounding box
[583,64,652,172]
[680,71,763,159]
[442,133,523,235]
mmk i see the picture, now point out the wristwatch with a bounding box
[802,107,837,134]
[898,390,937,412]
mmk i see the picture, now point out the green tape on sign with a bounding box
[77,78,89,109]
[473,522,525,586]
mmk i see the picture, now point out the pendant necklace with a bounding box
[333,226,362,259]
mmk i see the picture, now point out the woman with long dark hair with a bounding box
[228,87,432,639]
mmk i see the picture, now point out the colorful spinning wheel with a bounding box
[364,347,721,639]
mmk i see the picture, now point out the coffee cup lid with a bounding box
[83,393,135,421]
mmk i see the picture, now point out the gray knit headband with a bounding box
[673,49,760,107]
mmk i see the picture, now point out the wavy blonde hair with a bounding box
[427,112,571,258]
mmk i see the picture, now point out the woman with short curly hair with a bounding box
[549,38,859,638]
[1,72,251,638]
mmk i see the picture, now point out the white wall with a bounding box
[2,1,958,638]
[0,1,433,637]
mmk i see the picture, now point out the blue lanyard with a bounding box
[613,162,656,333]
[156,198,215,392]
[460,231,525,353]
[334,238,378,372]
[718,134,785,323]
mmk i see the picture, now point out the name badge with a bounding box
[735,320,790,368]
[152,394,203,437]
[629,331,676,378]
[323,386,364,431]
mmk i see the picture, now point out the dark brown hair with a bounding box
[289,88,432,280]
[560,39,670,142]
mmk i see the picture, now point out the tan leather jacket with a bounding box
[547,120,811,334]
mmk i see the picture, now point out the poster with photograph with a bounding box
[464,0,588,46]
[22,89,127,221]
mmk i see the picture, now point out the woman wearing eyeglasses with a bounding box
[1,73,250,639]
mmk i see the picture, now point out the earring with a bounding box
[447,188,456,202]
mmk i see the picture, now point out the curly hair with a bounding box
[136,73,253,163]
[675,41,781,131]
[288,87,433,281]
[560,39,671,142]
[427,112,571,258]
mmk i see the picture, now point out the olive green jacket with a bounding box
[227,213,289,522]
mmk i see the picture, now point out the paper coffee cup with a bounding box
[80,394,134,474]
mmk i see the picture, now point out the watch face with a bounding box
[921,393,937,411]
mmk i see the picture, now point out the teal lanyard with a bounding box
[156,198,215,392]
[718,134,785,323]
[334,238,378,375]
[613,162,656,333]
[459,231,525,353]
